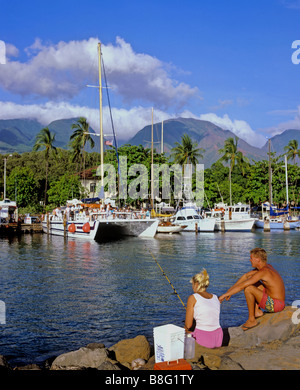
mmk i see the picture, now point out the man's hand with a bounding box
[219,293,231,303]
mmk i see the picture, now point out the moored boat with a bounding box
[42,210,159,241]
[172,203,216,232]
[156,221,187,234]
[210,202,256,232]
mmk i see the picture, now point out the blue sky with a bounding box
[0,0,300,147]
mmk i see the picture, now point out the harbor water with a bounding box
[0,230,299,366]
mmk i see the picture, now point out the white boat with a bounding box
[42,211,159,241]
[156,221,187,234]
[172,203,216,232]
[254,218,300,230]
[254,203,300,230]
[210,203,256,232]
[0,199,18,223]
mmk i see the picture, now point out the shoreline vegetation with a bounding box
[1,130,300,215]
[1,306,299,371]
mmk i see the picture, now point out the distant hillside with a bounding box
[127,117,267,167]
[0,117,299,167]
[261,129,300,158]
[0,119,42,153]
[0,118,98,154]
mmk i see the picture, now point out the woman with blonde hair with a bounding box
[185,269,223,348]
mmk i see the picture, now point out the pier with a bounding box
[0,222,43,236]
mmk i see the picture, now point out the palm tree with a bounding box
[171,134,205,200]
[33,127,57,207]
[218,136,249,205]
[171,134,205,166]
[284,139,300,165]
[70,117,95,174]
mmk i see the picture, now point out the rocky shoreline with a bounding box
[1,306,299,371]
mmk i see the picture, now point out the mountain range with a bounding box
[0,117,299,167]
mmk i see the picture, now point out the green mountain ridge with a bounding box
[0,117,299,167]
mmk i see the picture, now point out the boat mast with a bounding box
[161,120,164,154]
[268,138,272,206]
[98,42,104,193]
[151,108,154,210]
[285,155,289,207]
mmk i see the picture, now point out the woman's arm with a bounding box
[185,295,196,332]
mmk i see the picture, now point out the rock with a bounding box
[228,306,300,348]
[50,346,109,370]
[86,342,105,350]
[0,355,11,371]
[14,364,41,370]
[109,335,151,364]
[98,361,121,370]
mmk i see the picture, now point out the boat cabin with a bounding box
[0,199,18,223]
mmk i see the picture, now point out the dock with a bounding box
[0,223,43,236]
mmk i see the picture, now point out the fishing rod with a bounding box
[148,249,186,310]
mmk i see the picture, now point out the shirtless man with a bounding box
[219,248,285,331]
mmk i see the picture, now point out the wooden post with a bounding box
[63,213,67,238]
[264,219,270,232]
[221,219,225,232]
[195,222,198,234]
[47,212,50,234]
[283,220,290,231]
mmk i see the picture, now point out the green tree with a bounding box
[47,173,85,207]
[170,133,205,166]
[70,117,95,174]
[6,166,39,207]
[218,136,249,205]
[33,127,57,207]
[284,139,300,165]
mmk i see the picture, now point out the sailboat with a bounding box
[42,43,159,240]
[254,148,300,230]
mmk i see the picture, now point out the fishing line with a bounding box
[148,249,186,310]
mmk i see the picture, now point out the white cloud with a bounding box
[0,37,198,107]
[177,111,266,147]
[0,100,270,147]
[264,105,300,137]
[0,101,172,141]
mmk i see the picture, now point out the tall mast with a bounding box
[151,108,154,209]
[98,42,104,192]
[268,138,272,205]
[161,120,164,154]
[285,155,289,207]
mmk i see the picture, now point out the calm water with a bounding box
[0,230,299,365]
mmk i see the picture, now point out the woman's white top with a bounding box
[193,293,221,331]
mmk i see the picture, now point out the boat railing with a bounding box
[46,210,152,222]
[91,211,151,221]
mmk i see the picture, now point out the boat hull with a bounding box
[174,218,216,232]
[157,225,186,234]
[42,218,159,240]
[255,219,300,230]
[214,218,256,232]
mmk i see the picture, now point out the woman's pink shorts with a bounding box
[192,327,223,349]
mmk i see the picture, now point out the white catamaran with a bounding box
[42,43,159,240]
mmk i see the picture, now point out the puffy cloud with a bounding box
[0,101,171,141]
[197,113,266,147]
[0,37,198,107]
[264,106,300,136]
[0,100,269,146]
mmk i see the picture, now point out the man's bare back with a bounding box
[258,264,285,301]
